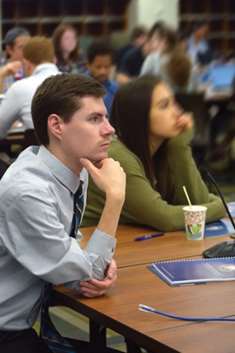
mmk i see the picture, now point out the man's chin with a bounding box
[90,152,108,164]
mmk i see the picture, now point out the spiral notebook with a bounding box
[149,257,235,286]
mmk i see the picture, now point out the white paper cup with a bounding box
[183,205,207,240]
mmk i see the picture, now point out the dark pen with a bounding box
[134,233,164,241]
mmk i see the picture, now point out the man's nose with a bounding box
[102,118,115,135]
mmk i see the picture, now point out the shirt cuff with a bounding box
[86,228,116,263]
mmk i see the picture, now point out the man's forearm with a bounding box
[97,193,124,236]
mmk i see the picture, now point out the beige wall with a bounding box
[127,0,179,32]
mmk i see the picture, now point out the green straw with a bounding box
[183,185,192,206]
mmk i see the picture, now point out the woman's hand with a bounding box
[176,112,193,131]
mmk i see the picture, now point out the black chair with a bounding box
[23,129,39,149]
[0,158,9,179]
[175,92,211,166]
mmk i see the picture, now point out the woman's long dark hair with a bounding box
[52,23,80,65]
[110,75,162,184]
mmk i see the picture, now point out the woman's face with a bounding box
[60,29,77,53]
[149,82,182,140]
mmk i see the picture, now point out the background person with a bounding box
[116,21,166,84]
[52,23,87,74]
[187,21,213,67]
[83,75,224,231]
[0,26,30,92]
[0,36,59,139]
[115,25,147,71]
[86,39,118,115]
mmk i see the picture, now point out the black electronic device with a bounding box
[202,169,235,258]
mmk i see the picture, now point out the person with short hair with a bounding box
[0,73,126,352]
[140,26,178,76]
[83,75,224,231]
[116,21,167,84]
[115,25,147,70]
[187,21,213,66]
[0,36,59,139]
[0,26,31,92]
[86,39,118,115]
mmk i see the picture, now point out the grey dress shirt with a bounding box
[0,146,115,330]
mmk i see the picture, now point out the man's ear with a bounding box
[48,114,64,141]
[23,58,34,76]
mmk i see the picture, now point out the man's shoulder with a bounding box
[7,75,32,94]
[0,148,51,197]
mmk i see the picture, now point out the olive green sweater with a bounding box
[82,133,225,231]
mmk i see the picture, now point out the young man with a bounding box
[0,36,59,139]
[0,26,31,92]
[0,74,126,353]
[86,39,118,116]
[187,21,212,66]
[116,21,166,84]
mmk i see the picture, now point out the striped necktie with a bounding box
[40,183,84,353]
[70,182,84,238]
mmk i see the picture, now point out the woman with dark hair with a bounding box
[83,75,224,231]
[52,23,86,74]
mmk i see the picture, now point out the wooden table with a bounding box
[80,225,230,267]
[53,225,234,353]
[54,264,235,353]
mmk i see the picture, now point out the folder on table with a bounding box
[205,218,234,237]
[149,257,235,286]
[205,202,235,237]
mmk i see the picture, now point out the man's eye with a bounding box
[158,100,170,109]
[90,116,100,122]
[158,103,167,109]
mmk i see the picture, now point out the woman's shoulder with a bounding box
[109,138,144,171]
[109,138,135,158]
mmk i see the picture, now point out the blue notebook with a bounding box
[150,257,235,286]
[205,202,235,237]
[205,219,235,237]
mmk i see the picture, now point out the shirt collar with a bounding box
[32,63,59,76]
[37,146,85,194]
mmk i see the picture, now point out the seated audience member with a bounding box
[117,21,166,83]
[140,26,177,76]
[0,26,30,92]
[86,39,118,115]
[140,28,196,93]
[115,25,147,71]
[83,75,225,231]
[0,74,126,352]
[0,36,59,139]
[187,21,213,67]
[52,23,87,74]
[162,47,195,92]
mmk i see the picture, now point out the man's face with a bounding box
[88,55,112,83]
[57,96,115,169]
[6,35,30,61]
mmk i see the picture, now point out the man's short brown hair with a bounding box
[31,74,105,146]
[23,36,54,65]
